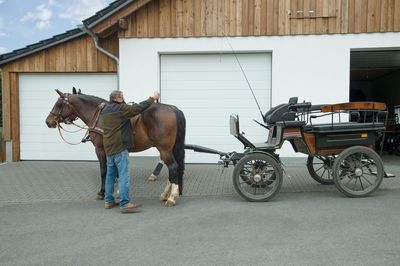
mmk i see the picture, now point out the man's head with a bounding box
[110,90,124,103]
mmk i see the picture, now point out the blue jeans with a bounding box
[105,150,131,208]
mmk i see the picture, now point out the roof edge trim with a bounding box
[85,0,134,29]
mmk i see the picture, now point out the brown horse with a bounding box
[45,88,186,206]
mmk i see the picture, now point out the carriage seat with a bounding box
[303,122,385,133]
[276,120,306,128]
[264,97,299,125]
[264,104,294,124]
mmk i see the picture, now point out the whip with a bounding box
[223,34,265,121]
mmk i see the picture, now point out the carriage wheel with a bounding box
[306,155,335,185]
[332,146,384,198]
[232,153,282,202]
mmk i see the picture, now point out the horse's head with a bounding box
[45,89,78,128]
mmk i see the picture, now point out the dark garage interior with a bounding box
[350,50,400,155]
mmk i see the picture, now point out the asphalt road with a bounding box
[1,190,399,266]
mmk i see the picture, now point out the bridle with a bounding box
[51,95,103,145]
[50,97,73,123]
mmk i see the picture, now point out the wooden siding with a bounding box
[119,0,400,38]
[1,33,118,160]
[3,34,118,73]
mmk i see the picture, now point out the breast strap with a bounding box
[89,102,105,135]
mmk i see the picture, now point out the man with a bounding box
[101,90,160,213]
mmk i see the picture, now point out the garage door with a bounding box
[19,73,117,160]
[161,53,271,163]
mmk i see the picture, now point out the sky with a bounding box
[0,0,115,54]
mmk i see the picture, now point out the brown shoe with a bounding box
[104,201,118,209]
[120,202,141,213]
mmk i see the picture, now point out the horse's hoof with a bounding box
[148,174,157,181]
[165,199,175,207]
[160,194,169,201]
[96,195,104,200]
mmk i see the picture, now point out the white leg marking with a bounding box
[166,184,179,206]
[148,174,158,181]
[160,181,172,201]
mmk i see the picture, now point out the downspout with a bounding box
[78,24,120,90]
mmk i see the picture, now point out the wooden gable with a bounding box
[111,0,400,38]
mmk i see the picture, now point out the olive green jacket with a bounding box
[100,97,154,156]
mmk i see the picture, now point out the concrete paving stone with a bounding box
[0,155,399,204]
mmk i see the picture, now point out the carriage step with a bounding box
[384,172,396,178]
[370,171,396,178]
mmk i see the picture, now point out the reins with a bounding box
[58,121,87,133]
[57,120,92,145]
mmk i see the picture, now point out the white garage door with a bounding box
[19,73,117,160]
[161,53,271,163]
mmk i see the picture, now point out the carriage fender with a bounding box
[244,150,281,165]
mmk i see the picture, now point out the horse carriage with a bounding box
[186,97,389,202]
[47,89,390,205]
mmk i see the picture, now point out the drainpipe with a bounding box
[78,24,120,90]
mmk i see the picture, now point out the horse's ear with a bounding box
[72,87,77,94]
[55,89,66,98]
[78,89,82,94]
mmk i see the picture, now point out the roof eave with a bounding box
[0,31,86,66]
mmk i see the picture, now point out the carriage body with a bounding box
[229,98,389,202]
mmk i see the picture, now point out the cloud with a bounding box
[36,20,51,29]
[37,4,52,21]
[0,32,6,37]
[0,0,4,4]
[20,12,35,22]
[58,0,111,23]
[20,2,53,29]
[0,46,7,53]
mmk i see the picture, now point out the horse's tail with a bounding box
[172,108,186,195]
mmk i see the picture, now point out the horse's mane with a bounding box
[74,94,107,105]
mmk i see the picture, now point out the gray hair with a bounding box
[109,90,121,101]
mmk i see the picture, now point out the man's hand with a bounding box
[153,92,160,100]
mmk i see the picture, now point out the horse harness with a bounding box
[89,102,105,135]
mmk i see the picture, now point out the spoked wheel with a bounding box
[306,155,336,185]
[332,146,384,197]
[233,153,282,202]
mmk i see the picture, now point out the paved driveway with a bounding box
[0,156,399,203]
[0,156,399,265]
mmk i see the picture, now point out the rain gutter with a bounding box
[78,24,120,90]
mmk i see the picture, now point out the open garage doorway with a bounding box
[350,49,400,155]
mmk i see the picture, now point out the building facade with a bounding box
[1,0,400,162]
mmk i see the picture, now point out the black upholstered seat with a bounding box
[276,121,306,128]
[303,122,385,133]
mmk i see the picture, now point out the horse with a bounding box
[45,88,186,206]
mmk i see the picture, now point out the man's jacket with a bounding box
[100,97,154,156]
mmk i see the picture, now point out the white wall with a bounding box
[120,32,400,157]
